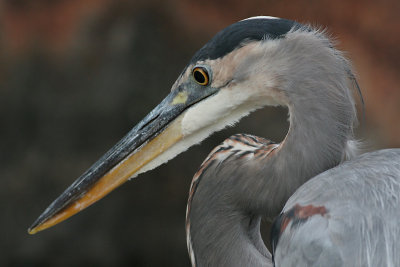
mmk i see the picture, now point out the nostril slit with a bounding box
[139,113,160,131]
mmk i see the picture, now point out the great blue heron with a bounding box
[29,17,400,266]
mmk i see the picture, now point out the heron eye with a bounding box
[192,67,209,86]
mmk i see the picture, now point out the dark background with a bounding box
[1,0,399,266]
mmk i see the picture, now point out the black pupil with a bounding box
[194,70,206,84]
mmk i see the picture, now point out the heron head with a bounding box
[29,17,352,234]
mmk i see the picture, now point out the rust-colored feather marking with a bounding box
[280,204,328,233]
[271,203,328,257]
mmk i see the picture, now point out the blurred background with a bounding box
[1,0,399,266]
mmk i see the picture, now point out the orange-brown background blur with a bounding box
[1,0,399,266]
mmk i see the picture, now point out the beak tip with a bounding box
[27,226,37,235]
[27,217,45,235]
[28,222,47,235]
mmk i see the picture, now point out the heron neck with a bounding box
[258,91,355,217]
[188,198,272,266]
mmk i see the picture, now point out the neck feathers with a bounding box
[268,29,358,211]
[237,28,359,215]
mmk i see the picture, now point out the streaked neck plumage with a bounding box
[187,135,277,266]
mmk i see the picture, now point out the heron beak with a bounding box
[28,82,218,234]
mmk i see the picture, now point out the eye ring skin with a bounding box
[192,65,212,86]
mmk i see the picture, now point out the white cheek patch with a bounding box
[181,82,283,140]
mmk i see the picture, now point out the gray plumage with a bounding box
[188,140,400,266]
[28,17,400,267]
[274,149,400,267]
[185,18,400,267]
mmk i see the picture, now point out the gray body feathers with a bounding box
[274,149,400,267]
